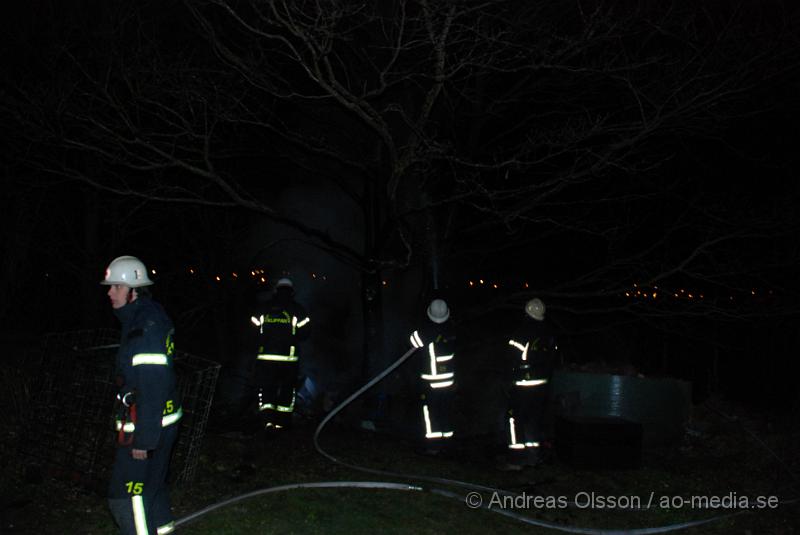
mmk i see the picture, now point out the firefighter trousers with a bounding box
[419,386,455,452]
[507,386,549,463]
[108,423,178,535]
[255,361,298,429]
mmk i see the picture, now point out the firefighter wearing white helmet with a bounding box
[249,276,310,431]
[276,277,293,289]
[101,255,181,535]
[500,297,557,471]
[525,298,545,321]
[409,298,456,454]
[101,255,154,288]
[427,298,450,323]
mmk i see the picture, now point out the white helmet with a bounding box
[100,256,153,287]
[276,277,293,289]
[525,298,545,321]
[427,299,450,323]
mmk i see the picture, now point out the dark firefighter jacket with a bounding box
[250,293,310,362]
[114,296,180,451]
[506,318,557,386]
[409,321,457,392]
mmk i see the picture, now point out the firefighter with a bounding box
[500,297,557,470]
[409,298,456,455]
[250,277,310,430]
[102,255,181,535]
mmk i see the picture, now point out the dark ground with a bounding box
[2,393,799,534]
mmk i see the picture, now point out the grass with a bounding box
[3,399,799,534]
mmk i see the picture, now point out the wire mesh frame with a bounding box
[18,328,221,489]
[17,329,118,487]
[171,354,220,486]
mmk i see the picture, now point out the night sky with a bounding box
[2,0,799,410]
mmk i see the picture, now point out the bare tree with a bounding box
[3,0,799,371]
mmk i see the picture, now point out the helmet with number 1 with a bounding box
[100,256,154,287]
[525,298,545,321]
[427,299,450,324]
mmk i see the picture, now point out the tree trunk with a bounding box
[361,175,385,382]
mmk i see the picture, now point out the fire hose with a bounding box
[174,346,797,533]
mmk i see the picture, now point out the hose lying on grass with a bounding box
[175,346,796,534]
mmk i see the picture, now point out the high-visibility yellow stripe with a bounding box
[257,354,298,362]
[421,372,454,381]
[132,495,148,535]
[422,404,453,439]
[426,430,454,438]
[516,379,548,387]
[115,407,182,432]
[258,389,296,412]
[507,418,539,449]
[508,416,523,449]
[509,339,529,361]
[296,317,310,328]
[162,407,183,426]
[157,521,176,534]
[410,331,423,348]
[423,404,433,437]
[509,339,525,351]
[116,421,136,433]
[132,354,168,366]
[259,403,294,413]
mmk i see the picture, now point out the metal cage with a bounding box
[17,329,220,489]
